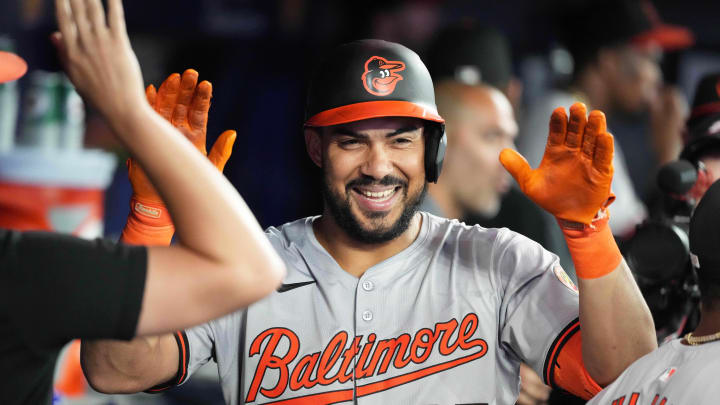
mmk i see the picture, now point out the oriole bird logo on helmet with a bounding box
[361,56,406,96]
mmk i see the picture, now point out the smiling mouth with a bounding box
[351,186,402,212]
[354,187,399,199]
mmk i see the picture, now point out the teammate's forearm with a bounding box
[559,215,656,385]
[81,335,176,393]
[577,260,656,385]
[109,105,285,289]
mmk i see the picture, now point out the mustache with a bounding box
[346,175,407,191]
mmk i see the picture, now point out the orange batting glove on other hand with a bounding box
[499,102,621,279]
[122,69,237,245]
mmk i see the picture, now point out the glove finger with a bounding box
[155,73,181,121]
[582,110,606,158]
[593,132,614,173]
[171,69,198,127]
[208,130,237,172]
[565,102,587,149]
[547,107,568,146]
[499,148,532,188]
[189,80,212,135]
[145,84,157,106]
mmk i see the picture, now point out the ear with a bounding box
[503,77,523,111]
[304,127,323,168]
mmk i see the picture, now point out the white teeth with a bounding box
[359,188,395,199]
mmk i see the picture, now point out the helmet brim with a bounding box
[305,100,444,127]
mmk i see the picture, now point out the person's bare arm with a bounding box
[81,335,178,393]
[576,260,654,385]
[52,0,285,392]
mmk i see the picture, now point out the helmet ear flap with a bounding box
[425,123,447,183]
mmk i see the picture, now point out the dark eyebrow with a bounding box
[331,128,367,139]
[330,125,421,139]
[388,126,421,137]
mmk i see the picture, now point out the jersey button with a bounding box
[362,280,374,291]
[362,310,373,322]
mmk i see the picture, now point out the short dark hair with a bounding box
[690,180,720,309]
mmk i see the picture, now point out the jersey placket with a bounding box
[353,271,380,403]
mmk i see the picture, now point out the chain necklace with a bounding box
[684,331,720,345]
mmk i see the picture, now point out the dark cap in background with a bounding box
[425,24,513,89]
[680,72,720,163]
[687,73,720,128]
[553,0,693,70]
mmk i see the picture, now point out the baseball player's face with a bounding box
[605,45,662,113]
[443,87,517,217]
[317,117,427,244]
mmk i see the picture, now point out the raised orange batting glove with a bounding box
[499,103,621,279]
[122,69,237,245]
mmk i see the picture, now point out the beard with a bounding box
[321,172,426,244]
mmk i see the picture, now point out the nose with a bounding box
[360,143,394,180]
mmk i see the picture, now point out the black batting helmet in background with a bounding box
[304,39,447,183]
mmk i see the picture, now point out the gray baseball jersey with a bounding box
[587,339,720,405]
[168,212,581,404]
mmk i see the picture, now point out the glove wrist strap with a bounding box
[121,196,175,246]
[559,209,622,279]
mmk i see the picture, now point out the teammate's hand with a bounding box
[52,0,146,128]
[128,69,237,202]
[516,363,551,405]
[499,102,614,224]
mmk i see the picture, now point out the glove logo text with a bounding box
[133,201,161,219]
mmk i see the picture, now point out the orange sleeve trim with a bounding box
[543,318,602,400]
[543,318,580,385]
[145,331,190,393]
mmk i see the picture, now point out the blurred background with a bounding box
[3,0,718,235]
[2,0,720,404]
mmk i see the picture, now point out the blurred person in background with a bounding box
[518,0,693,238]
[424,24,573,275]
[0,0,285,403]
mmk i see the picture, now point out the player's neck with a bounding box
[313,212,423,278]
[692,305,720,338]
[427,181,463,220]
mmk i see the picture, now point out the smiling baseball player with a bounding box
[82,39,656,404]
